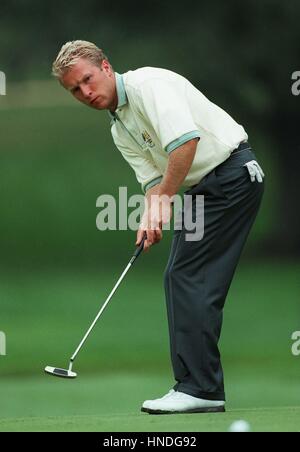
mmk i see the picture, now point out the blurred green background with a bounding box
[0,0,299,431]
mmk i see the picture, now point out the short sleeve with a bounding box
[137,78,201,153]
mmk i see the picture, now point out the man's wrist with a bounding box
[157,179,178,199]
[145,183,175,210]
[158,187,176,203]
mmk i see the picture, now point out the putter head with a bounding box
[45,366,77,379]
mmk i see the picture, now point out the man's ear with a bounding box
[101,59,110,72]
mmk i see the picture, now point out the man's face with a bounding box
[61,58,118,111]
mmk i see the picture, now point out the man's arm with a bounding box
[158,138,199,198]
[136,138,198,251]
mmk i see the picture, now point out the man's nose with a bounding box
[81,85,92,99]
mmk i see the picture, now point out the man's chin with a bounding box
[89,103,106,110]
[85,97,107,110]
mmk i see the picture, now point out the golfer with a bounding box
[52,41,265,414]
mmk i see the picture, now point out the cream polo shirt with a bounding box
[110,67,248,193]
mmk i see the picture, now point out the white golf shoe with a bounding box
[142,389,176,410]
[141,391,225,414]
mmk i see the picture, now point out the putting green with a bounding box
[0,374,299,432]
[1,407,299,432]
[0,264,299,431]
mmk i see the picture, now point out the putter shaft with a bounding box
[70,235,146,365]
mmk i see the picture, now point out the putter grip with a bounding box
[130,234,147,264]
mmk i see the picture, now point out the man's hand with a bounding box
[136,193,173,252]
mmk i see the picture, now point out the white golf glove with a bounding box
[244,160,265,183]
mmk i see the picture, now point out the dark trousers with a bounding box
[164,146,264,401]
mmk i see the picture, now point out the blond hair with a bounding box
[52,40,109,79]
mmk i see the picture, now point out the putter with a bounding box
[45,234,146,379]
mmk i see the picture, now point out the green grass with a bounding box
[1,408,300,433]
[0,374,299,432]
[0,263,299,431]
[0,375,299,432]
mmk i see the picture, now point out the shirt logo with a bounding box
[142,130,155,148]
